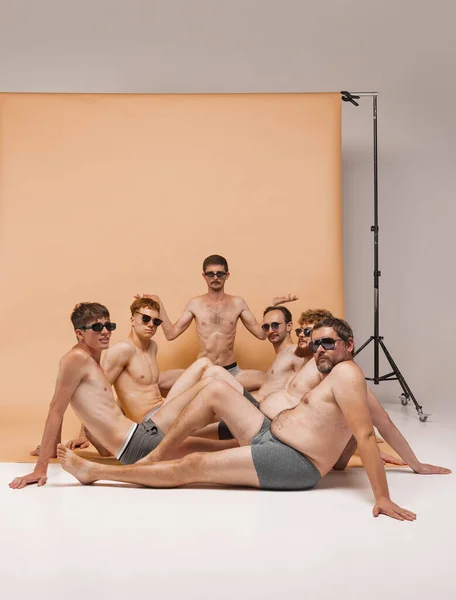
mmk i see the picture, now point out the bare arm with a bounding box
[238,299,267,340]
[271,294,298,306]
[333,363,416,521]
[155,295,195,341]
[367,388,451,475]
[9,352,87,489]
[102,343,132,385]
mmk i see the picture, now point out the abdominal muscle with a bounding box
[197,328,237,366]
[114,374,163,423]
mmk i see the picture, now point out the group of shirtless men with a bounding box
[9,255,450,521]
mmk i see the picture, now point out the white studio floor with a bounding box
[1,399,455,600]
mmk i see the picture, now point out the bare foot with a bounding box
[57,444,98,485]
[30,445,57,458]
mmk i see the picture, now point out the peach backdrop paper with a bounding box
[0,92,343,460]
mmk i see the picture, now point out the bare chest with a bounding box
[267,352,301,380]
[124,351,159,385]
[276,382,347,434]
[196,300,240,331]
[71,368,114,411]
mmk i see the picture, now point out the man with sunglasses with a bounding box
[10,302,236,489]
[56,316,448,520]
[145,255,296,380]
[213,310,448,474]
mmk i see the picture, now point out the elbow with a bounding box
[355,428,376,445]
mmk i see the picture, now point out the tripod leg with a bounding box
[353,336,375,357]
[378,339,429,422]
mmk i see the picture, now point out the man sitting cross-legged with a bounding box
[9,302,236,490]
[57,317,449,520]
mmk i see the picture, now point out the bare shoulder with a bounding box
[330,361,365,383]
[61,347,90,368]
[149,339,158,355]
[105,340,136,363]
[231,295,248,308]
[187,296,202,310]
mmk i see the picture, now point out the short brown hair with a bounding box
[312,317,355,355]
[263,305,292,323]
[71,302,110,330]
[203,255,228,272]
[130,297,160,316]
[298,308,333,326]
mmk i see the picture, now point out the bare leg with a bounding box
[332,435,357,470]
[147,379,265,463]
[57,443,260,489]
[158,369,185,397]
[163,358,213,403]
[202,365,244,393]
[83,426,112,457]
[235,369,268,393]
[154,378,213,431]
[192,423,221,440]
[148,436,239,461]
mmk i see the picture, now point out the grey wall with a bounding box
[1,0,454,414]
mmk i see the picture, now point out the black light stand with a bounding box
[341,91,429,422]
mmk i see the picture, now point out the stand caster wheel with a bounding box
[419,414,429,423]
[400,394,409,406]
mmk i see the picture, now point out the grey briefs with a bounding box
[251,417,321,491]
[218,388,260,440]
[223,361,242,377]
[116,418,165,465]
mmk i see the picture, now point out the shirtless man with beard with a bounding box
[56,317,448,520]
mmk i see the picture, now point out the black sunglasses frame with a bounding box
[261,321,285,333]
[309,337,344,353]
[295,327,313,337]
[80,321,117,332]
[204,271,227,279]
[135,312,163,327]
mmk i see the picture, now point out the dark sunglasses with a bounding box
[80,321,116,332]
[135,312,163,327]
[261,321,284,333]
[204,271,227,279]
[295,327,313,337]
[309,337,343,353]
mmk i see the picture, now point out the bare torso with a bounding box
[69,350,133,455]
[108,340,163,423]
[191,294,244,366]
[254,345,308,401]
[259,356,320,419]
[270,372,353,477]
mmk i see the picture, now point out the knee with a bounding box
[182,451,205,472]
[206,378,231,396]
[195,357,213,373]
[203,365,226,380]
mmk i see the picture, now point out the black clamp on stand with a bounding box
[341,91,429,422]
